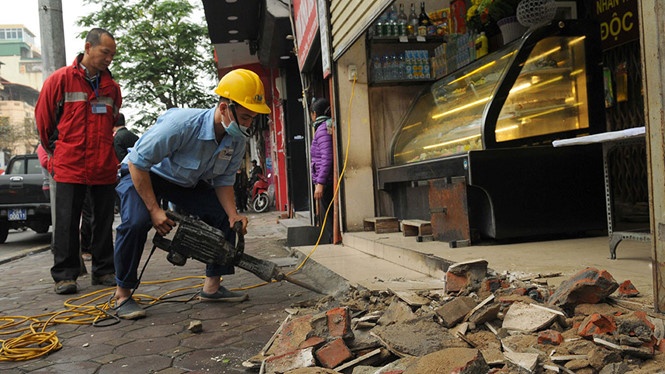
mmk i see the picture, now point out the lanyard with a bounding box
[90,74,100,99]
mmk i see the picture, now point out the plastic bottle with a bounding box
[475,31,488,58]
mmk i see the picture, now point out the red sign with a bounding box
[293,0,318,70]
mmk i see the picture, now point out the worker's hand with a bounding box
[150,209,175,236]
[229,214,248,235]
[314,183,324,200]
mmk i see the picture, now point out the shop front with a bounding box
[328,0,645,243]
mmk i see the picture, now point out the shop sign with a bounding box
[586,0,639,51]
[293,0,319,71]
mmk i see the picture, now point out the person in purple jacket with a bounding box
[309,98,334,243]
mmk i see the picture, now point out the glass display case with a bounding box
[391,22,599,165]
[377,20,607,242]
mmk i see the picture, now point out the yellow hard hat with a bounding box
[214,69,271,114]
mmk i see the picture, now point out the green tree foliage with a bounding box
[78,0,217,130]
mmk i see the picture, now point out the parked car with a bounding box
[0,154,51,243]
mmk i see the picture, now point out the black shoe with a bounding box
[92,273,117,286]
[199,286,249,302]
[54,280,77,295]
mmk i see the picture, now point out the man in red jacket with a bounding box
[35,28,122,294]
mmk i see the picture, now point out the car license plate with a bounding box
[8,208,27,221]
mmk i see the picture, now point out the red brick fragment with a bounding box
[326,307,352,338]
[548,267,618,309]
[577,313,617,338]
[315,338,353,369]
[538,329,564,345]
[299,336,326,350]
[617,280,640,297]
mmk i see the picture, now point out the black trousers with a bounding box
[316,183,334,244]
[51,182,116,282]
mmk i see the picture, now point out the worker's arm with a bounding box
[128,161,174,236]
[216,185,247,234]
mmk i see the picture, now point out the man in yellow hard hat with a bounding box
[112,69,271,319]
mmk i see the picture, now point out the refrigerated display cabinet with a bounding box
[377,20,607,241]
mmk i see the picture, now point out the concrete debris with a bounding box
[504,351,539,372]
[187,319,203,333]
[502,302,561,332]
[256,265,664,373]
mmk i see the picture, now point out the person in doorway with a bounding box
[112,68,271,319]
[309,98,334,244]
[35,28,121,295]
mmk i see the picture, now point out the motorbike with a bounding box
[249,173,273,213]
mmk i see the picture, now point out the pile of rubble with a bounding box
[245,260,665,373]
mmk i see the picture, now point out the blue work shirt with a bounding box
[126,107,245,188]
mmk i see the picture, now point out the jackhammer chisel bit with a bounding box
[152,211,323,294]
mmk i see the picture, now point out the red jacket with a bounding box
[35,54,122,185]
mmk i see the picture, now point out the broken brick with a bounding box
[314,338,353,369]
[299,336,327,350]
[577,313,617,338]
[445,259,488,294]
[547,267,618,309]
[615,311,655,342]
[538,329,563,345]
[617,280,640,297]
[268,315,313,356]
[434,296,477,327]
[327,307,353,339]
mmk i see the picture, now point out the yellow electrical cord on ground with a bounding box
[0,275,211,361]
[1,76,358,361]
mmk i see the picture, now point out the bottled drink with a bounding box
[407,3,419,37]
[417,2,431,37]
[388,4,398,36]
[397,4,408,37]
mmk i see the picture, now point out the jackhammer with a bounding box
[152,211,322,294]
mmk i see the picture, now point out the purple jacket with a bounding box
[310,117,333,185]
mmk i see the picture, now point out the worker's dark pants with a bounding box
[114,167,234,290]
[51,182,116,282]
[316,183,334,244]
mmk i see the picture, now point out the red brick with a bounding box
[548,267,618,309]
[315,338,353,368]
[445,272,469,293]
[617,280,640,297]
[327,307,352,338]
[267,314,313,356]
[577,313,617,338]
[538,329,564,345]
[299,336,326,350]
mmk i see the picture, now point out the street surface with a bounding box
[0,228,51,264]
[0,211,324,373]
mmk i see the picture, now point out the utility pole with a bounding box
[38,0,66,80]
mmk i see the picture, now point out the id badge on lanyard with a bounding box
[90,75,107,114]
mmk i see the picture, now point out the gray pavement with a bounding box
[0,211,326,373]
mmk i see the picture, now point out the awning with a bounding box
[202,0,294,69]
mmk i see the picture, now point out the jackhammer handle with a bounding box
[165,210,185,223]
[233,221,245,260]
